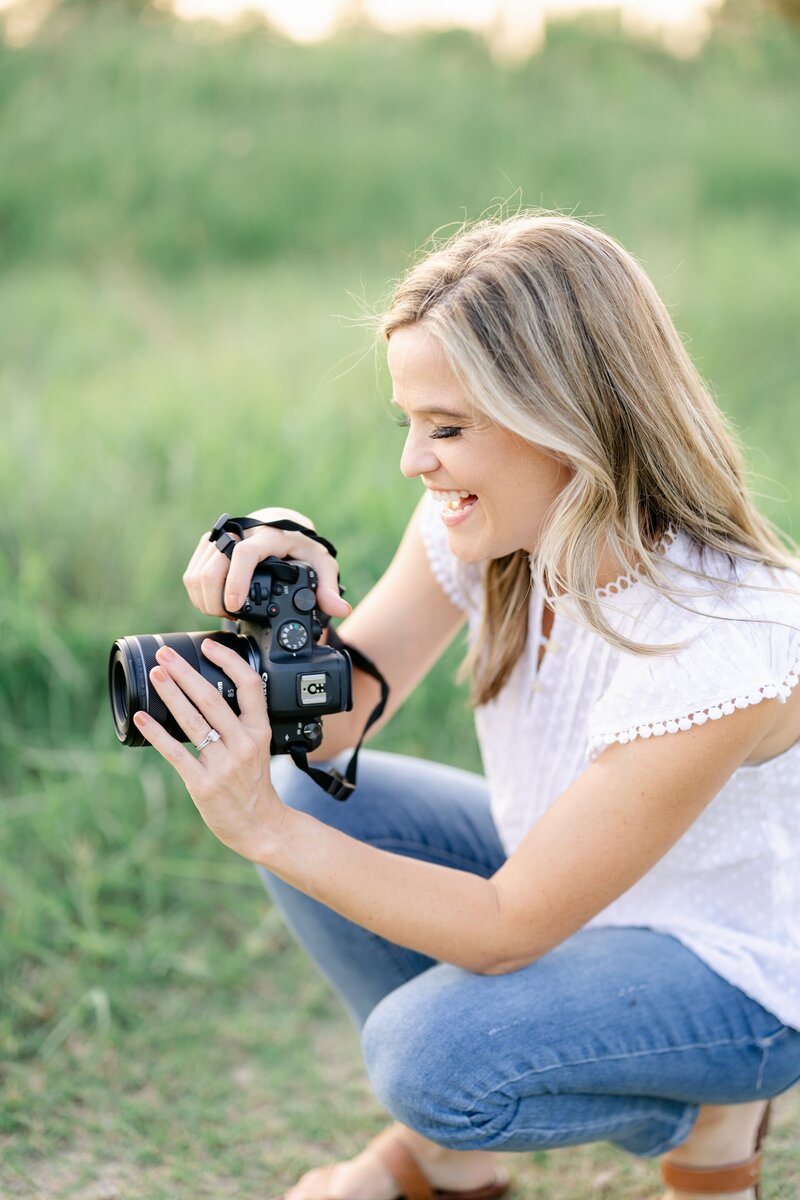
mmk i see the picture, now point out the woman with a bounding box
[135,214,800,1200]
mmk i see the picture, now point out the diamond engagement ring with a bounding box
[194,728,221,751]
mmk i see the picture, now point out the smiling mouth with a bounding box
[430,489,478,511]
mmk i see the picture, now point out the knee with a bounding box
[360,972,510,1150]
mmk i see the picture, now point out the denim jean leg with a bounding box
[362,926,800,1158]
[257,748,507,1030]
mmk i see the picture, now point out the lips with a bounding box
[439,494,479,527]
[429,489,478,512]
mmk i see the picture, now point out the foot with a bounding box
[660,1100,770,1200]
[283,1123,502,1200]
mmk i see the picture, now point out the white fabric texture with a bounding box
[418,489,800,1030]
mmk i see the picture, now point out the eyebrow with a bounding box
[389,397,468,421]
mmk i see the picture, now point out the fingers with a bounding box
[183,525,351,620]
[149,645,254,741]
[132,708,204,786]
[183,531,214,580]
[200,541,235,617]
[135,645,273,794]
[199,640,271,730]
[225,531,350,617]
[182,531,235,618]
[146,663,229,753]
[151,642,269,739]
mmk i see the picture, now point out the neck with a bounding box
[531,525,672,599]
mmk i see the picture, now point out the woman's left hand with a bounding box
[133,639,284,862]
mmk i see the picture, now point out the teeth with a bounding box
[430,490,473,504]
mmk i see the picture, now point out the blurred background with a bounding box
[1,1,799,1195]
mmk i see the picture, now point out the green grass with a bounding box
[1,3,799,1195]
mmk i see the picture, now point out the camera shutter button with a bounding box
[293,587,316,613]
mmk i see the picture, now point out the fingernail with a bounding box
[159,646,176,662]
[150,666,167,683]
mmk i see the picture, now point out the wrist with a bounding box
[251,789,292,869]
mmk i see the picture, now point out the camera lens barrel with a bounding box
[108,631,257,746]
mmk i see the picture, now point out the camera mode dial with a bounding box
[278,620,309,652]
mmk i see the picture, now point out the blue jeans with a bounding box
[257,749,800,1158]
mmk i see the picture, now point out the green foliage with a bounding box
[1,5,799,1193]
[1,5,799,272]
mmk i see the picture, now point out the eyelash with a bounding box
[393,416,463,440]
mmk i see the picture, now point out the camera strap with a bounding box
[209,513,390,801]
[209,513,339,560]
[288,623,389,801]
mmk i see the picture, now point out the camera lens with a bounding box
[108,631,258,746]
[111,658,129,727]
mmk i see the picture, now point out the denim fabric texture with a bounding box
[258,749,800,1158]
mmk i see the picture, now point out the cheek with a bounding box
[482,454,568,536]
[505,445,571,502]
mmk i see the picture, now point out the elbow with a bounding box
[480,933,560,975]
[476,928,547,974]
[473,888,540,975]
[478,955,532,976]
[476,941,541,975]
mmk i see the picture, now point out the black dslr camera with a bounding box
[109,555,353,757]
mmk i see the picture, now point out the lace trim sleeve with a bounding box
[587,603,800,764]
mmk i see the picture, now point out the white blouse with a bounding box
[419,491,800,1031]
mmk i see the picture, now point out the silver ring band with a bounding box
[194,727,221,751]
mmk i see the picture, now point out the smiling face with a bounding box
[388,323,574,565]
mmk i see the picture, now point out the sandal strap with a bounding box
[368,1126,434,1200]
[661,1099,772,1195]
[661,1151,762,1194]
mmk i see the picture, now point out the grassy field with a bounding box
[1,3,800,1195]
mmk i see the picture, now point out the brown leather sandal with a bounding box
[368,1125,512,1200]
[660,1101,772,1197]
[280,1123,512,1200]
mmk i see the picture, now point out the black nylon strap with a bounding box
[287,625,390,800]
[209,513,338,559]
[207,513,389,800]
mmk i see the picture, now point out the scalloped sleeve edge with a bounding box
[587,649,800,764]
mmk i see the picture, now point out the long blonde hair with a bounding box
[381,212,800,706]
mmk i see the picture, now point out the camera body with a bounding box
[108,555,353,755]
[226,555,352,753]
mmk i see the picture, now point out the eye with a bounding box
[392,415,463,439]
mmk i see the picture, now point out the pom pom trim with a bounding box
[588,654,800,762]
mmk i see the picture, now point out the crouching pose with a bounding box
[137,213,800,1200]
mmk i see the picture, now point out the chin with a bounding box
[445,530,491,566]
[450,548,486,565]
[450,535,531,567]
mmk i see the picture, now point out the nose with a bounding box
[399,427,441,480]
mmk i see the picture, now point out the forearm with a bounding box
[259,804,506,973]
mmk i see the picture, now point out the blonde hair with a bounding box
[381,212,800,706]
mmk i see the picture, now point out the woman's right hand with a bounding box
[182,506,352,621]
